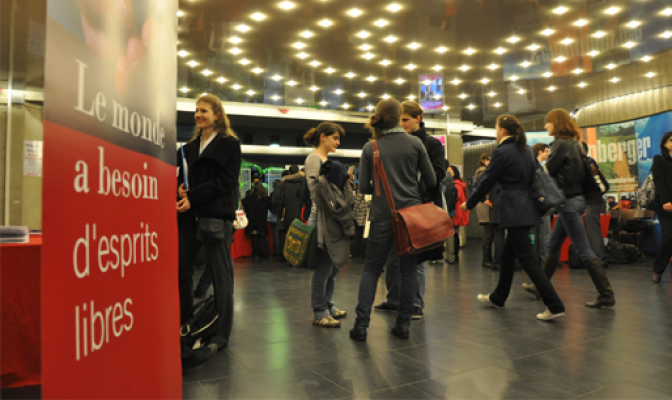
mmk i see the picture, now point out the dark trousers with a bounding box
[251,234,269,258]
[483,224,504,267]
[653,214,672,276]
[350,224,367,257]
[584,203,606,263]
[179,220,234,349]
[489,226,565,314]
[195,233,235,296]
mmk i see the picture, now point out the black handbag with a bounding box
[575,142,604,202]
[529,150,565,216]
[196,218,225,243]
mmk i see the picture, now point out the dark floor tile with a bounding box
[304,351,448,394]
[200,366,351,400]
[574,382,672,399]
[350,385,440,400]
[183,349,253,382]
[183,382,217,400]
[627,367,672,394]
[225,337,339,372]
[411,365,583,400]
[578,333,672,369]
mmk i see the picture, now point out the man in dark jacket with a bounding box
[278,165,304,260]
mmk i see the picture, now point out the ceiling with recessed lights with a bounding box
[176,0,672,128]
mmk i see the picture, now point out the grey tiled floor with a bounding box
[184,241,672,400]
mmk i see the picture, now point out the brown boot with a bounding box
[584,257,615,307]
[521,256,559,299]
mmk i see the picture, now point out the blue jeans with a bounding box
[548,195,597,261]
[385,260,426,309]
[355,220,417,328]
[308,213,340,319]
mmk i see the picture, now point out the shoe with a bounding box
[653,272,661,283]
[521,283,541,300]
[349,327,367,341]
[536,309,565,321]
[182,344,217,374]
[482,245,494,268]
[331,308,347,319]
[477,294,503,308]
[374,302,398,312]
[391,324,409,339]
[585,295,615,308]
[312,316,341,327]
[411,306,424,320]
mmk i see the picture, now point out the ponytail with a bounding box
[304,122,345,148]
[496,114,527,151]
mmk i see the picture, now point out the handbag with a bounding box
[575,142,605,202]
[232,209,248,230]
[529,150,565,216]
[283,176,324,268]
[372,141,454,256]
[475,201,490,224]
[196,218,225,243]
[638,161,657,210]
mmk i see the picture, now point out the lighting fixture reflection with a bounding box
[553,6,568,14]
[177,50,188,57]
[442,106,449,111]
[481,78,490,84]
[325,67,335,73]
[251,13,266,21]
[605,6,620,15]
[623,42,636,48]
[408,95,416,100]
[548,85,556,91]
[574,19,588,26]
[384,35,398,43]
[318,19,333,27]
[320,101,328,106]
[541,29,554,36]
[494,47,507,54]
[271,75,282,81]
[555,56,566,62]
[251,68,263,74]
[363,53,375,60]
[494,102,502,107]
[229,47,242,55]
[610,77,620,83]
[310,86,319,91]
[432,65,443,71]
[367,76,376,82]
[408,42,421,50]
[239,59,251,65]
[229,37,243,44]
[422,79,432,85]
[487,91,496,97]
[286,80,297,86]
[463,48,476,55]
[341,103,351,109]
[346,72,356,78]
[507,36,520,43]
[405,64,417,70]
[297,52,309,59]
[359,44,372,51]
[459,93,467,99]
[593,31,606,38]
[246,90,255,95]
[217,77,226,83]
[177,10,184,17]
[627,20,641,28]
[366,105,375,111]
[510,75,519,81]
[661,31,672,39]
[578,82,587,88]
[436,46,448,53]
[380,59,392,66]
[588,50,599,57]
[451,78,461,85]
[300,30,314,38]
[232,84,242,90]
[180,86,189,93]
[358,92,366,98]
[347,8,363,17]
[517,89,525,94]
[374,19,388,27]
[561,38,573,45]
[357,30,370,38]
[459,64,470,71]
[528,44,540,51]
[387,3,402,12]
[606,63,616,69]
[278,1,296,10]
[394,78,405,84]
[642,55,652,62]
[662,8,672,16]
[187,60,198,67]
[382,94,390,99]
[433,94,441,99]
[309,60,321,67]
[646,72,655,78]
[572,68,582,74]
[467,104,476,110]
[520,61,531,67]
[236,24,251,32]
[293,42,306,49]
[543,72,552,77]
[271,95,280,100]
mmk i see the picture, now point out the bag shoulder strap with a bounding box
[372,141,397,214]
[297,176,308,217]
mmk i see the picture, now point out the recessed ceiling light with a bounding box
[246,90,255,95]
[661,8,672,16]
[325,67,335,73]
[507,36,520,43]
[610,77,620,83]
[347,8,363,17]
[442,106,449,111]
[293,42,306,49]
[541,29,554,36]
[623,41,636,48]
[436,46,449,53]
[605,6,620,15]
[394,78,404,84]
[588,50,599,56]
[232,84,242,90]
[408,95,416,100]
[467,104,476,110]
[382,94,390,99]
[318,19,333,27]
[548,85,556,91]
[177,50,188,57]
[286,80,297,86]
[661,31,672,39]
[239,59,251,65]
[593,31,606,38]
[572,68,582,74]
[320,101,329,106]
[494,47,507,54]
[374,19,388,27]
[295,98,304,104]
[384,35,398,43]
[387,3,402,12]
[626,20,641,28]
[405,64,417,70]
[380,59,392,66]
[408,42,422,50]
[177,10,184,17]
[432,65,443,71]
[458,64,470,71]
[641,55,652,62]
[555,56,567,62]
[646,72,655,78]
[578,82,587,88]
[363,52,375,60]
[217,77,227,83]
[357,30,371,39]
[180,86,189,93]
[366,76,376,82]
[459,93,467,99]
[481,78,490,84]
[187,60,198,67]
[543,72,553,77]
[251,12,266,21]
[278,1,296,10]
[341,103,351,109]
[433,94,442,100]
[517,89,525,94]
[229,47,242,55]
[510,75,519,81]
[229,37,243,44]
[359,44,372,51]
[271,75,282,81]
[346,72,356,78]
[297,52,309,59]
[520,61,531,67]
[251,68,264,74]
[357,92,366,98]
[553,6,568,14]
[463,48,476,55]
[574,19,588,26]
[451,78,461,85]
[309,86,319,91]
[606,63,616,69]
[366,105,375,111]
[528,44,540,51]
[422,79,432,85]
[236,24,251,32]
[561,38,573,45]
[309,60,321,67]
[487,91,496,97]
[300,30,314,38]
[271,95,280,101]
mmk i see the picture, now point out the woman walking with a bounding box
[651,131,672,282]
[242,181,271,259]
[462,115,565,320]
[522,109,614,307]
[350,99,436,341]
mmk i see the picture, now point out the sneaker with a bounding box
[653,272,661,283]
[536,309,565,321]
[411,306,424,320]
[521,282,541,300]
[477,294,503,308]
[374,302,398,312]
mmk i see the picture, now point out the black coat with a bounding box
[278,174,304,229]
[546,137,585,198]
[652,153,672,218]
[177,134,242,224]
[466,138,540,229]
[242,193,271,235]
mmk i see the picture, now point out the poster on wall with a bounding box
[42,1,180,398]
[419,74,443,111]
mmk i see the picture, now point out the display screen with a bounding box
[419,74,443,111]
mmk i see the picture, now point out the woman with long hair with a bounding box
[462,115,565,320]
[350,99,436,341]
[651,131,672,282]
[522,108,614,307]
[177,94,241,359]
[242,181,271,259]
[304,122,349,327]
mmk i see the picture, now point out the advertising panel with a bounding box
[42,1,180,398]
[419,74,443,111]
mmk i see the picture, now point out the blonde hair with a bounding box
[190,94,238,142]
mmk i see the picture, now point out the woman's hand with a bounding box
[664,202,672,212]
[460,203,468,212]
[178,183,188,198]
[484,200,493,208]
[177,197,191,213]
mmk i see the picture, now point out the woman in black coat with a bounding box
[177,94,241,354]
[652,131,672,282]
[242,182,272,259]
[462,115,565,321]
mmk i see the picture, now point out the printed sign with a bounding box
[24,140,43,177]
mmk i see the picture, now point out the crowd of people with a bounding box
[175,93,672,371]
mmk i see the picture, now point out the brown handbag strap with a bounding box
[372,141,397,214]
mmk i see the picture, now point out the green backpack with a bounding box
[283,177,325,269]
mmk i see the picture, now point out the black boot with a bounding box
[584,258,615,307]
[482,244,494,268]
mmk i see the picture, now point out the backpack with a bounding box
[638,171,657,210]
[606,238,643,264]
[567,245,584,269]
[180,296,218,350]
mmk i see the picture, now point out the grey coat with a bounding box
[314,176,355,269]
